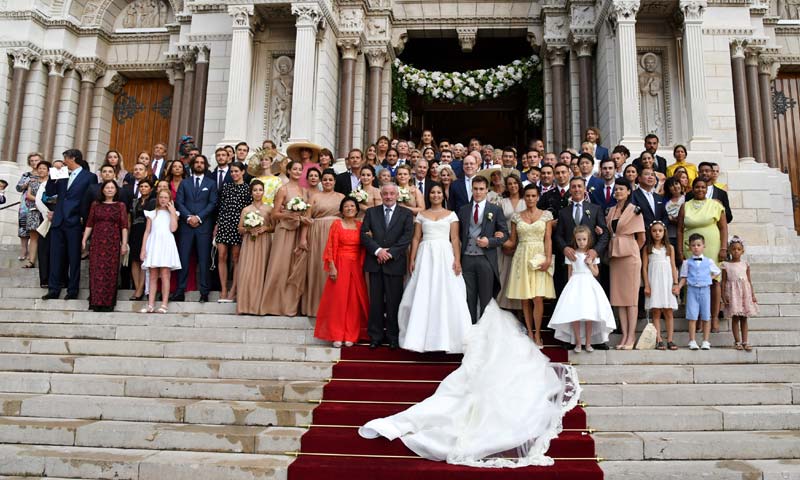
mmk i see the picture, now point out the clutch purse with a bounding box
[528,254,546,271]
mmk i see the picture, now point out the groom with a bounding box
[361,183,415,349]
[458,176,509,324]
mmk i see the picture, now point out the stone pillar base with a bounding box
[687,138,721,152]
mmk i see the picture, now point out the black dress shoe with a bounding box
[64,293,78,300]
[389,341,399,350]
[199,294,209,303]
[41,293,59,300]
[169,293,185,302]
[369,341,380,349]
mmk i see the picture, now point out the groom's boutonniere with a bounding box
[584,208,591,218]
[487,212,494,221]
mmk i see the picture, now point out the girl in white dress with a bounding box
[140,189,181,314]
[642,221,679,350]
[549,225,616,352]
[398,184,472,353]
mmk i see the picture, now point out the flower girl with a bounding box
[140,189,181,314]
[721,236,758,351]
[549,225,616,352]
[642,221,680,350]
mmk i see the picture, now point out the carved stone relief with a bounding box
[117,0,170,30]
[777,0,800,19]
[366,18,387,39]
[268,55,294,148]
[637,51,669,141]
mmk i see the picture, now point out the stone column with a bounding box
[221,5,255,145]
[1,48,39,165]
[680,0,715,149]
[337,38,360,156]
[547,45,568,153]
[745,48,765,164]
[178,50,196,141]
[74,61,104,156]
[191,46,210,149]
[289,3,322,143]
[758,56,779,169]
[574,38,596,136]
[167,62,185,158]
[39,55,72,161]
[729,39,752,159]
[365,48,386,146]
[611,0,642,146]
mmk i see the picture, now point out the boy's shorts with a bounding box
[685,285,711,321]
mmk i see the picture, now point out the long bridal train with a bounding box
[359,301,581,468]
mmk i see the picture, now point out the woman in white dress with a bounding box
[398,184,472,353]
[361,300,581,468]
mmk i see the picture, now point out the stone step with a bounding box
[585,405,800,431]
[0,372,325,402]
[608,330,800,347]
[575,363,800,384]
[0,443,292,480]
[0,338,338,362]
[601,459,800,480]
[570,346,800,365]
[582,383,796,407]
[0,393,314,426]
[595,430,800,461]
[0,354,333,380]
[0,417,305,454]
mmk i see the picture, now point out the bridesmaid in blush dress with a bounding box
[236,180,273,315]
[299,169,344,316]
[262,160,310,316]
[314,197,369,347]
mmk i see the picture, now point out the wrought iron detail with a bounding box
[113,92,145,124]
[152,94,172,119]
[772,86,797,118]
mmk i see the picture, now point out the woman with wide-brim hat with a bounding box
[286,141,322,189]
[477,166,515,205]
[248,148,284,207]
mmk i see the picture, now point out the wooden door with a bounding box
[110,78,172,171]
[772,74,800,234]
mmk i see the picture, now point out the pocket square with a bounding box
[202,187,209,191]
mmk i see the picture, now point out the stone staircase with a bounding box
[0,246,797,479]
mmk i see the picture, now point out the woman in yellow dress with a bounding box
[666,144,698,184]
[249,153,283,207]
[503,184,555,347]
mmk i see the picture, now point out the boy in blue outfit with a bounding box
[676,233,721,350]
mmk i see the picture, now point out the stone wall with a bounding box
[313,27,339,150]
[17,62,48,165]
[53,71,81,161]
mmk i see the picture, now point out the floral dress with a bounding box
[256,175,283,207]
[215,182,252,246]
[16,172,33,238]
[87,202,128,309]
[25,177,42,232]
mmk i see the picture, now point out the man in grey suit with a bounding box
[457,175,509,324]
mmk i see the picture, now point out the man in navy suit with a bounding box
[173,155,218,302]
[577,153,604,194]
[632,166,669,238]
[209,147,233,190]
[589,158,619,213]
[42,149,95,300]
[632,134,668,175]
[449,154,478,213]
[585,127,609,163]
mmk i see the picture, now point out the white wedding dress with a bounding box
[360,301,582,468]
[398,211,472,353]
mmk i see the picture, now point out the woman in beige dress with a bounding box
[355,165,381,219]
[395,164,425,215]
[606,178,646,349]
[300,169,344,316]
[236,180,274,315]
[497,173,526,310]
[262,160,310,316]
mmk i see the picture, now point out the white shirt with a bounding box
[152,158,164,178]
[465,175,475,201]
[705,185,715,200]
[640,188,656,212]
[415,177,426,195]
[471,198,487,224]
[572,201,584,223]
[374,203,398,256]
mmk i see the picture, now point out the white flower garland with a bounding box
[393,55,541,104]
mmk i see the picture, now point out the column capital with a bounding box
[745,47,761,67]
[730,38,748,59]
[8,48,39,70]
[572,36,596,57]
[105,72,128,95]
[195,45,210,64]
[758,55,780,78]
[337,37,361,60]
[75,61,105,83]
[610,0,640,22]
[41,55,73,77]
[292,3,322,29]
[679,0,707,22]
[546,45,569,66]
[365,47,388,68]
[166,62,185,85]
[180,48,197,72]
[228,5,255,29]
[456,26,478,53]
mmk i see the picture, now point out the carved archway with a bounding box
[73,0,182,28]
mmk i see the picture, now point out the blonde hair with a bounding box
[572,225,595,250]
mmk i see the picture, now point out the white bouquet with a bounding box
[349,188,369,204]
[286,196,310,212]
[398,187,411,204]
[243,211,265,238]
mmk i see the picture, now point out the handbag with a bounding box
[635,311,657,350]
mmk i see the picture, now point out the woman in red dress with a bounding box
[314,197,369,347]
[81,180,129,312]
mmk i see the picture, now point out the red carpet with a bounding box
[288,333,603,480]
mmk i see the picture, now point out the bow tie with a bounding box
[692,257,703,262]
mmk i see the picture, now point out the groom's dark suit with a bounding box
[458,200,508,324]
[361,203,415,345]
[552,200,610,295]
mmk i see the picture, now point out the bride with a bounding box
[398,184,472,353]
[360,300,581,467]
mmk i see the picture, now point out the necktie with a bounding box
[384,207,392,227]
[195,177,200,190]
[418,180,423,193]
[573,203,582,225]
[153,160,159,178]
[605,186,611,203]
[560,188,566,198]
[473,203,479,224]
[218,170,224,189]
[466,178,472,201]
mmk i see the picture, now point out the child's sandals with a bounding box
[139,304,155,314]
[735,342,743,350]
[667,341,678,350]
[157,305,169,314]
[656,340,667,350]
[742,343,752,352]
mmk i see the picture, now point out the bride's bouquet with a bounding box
[286,196,310,212]
[398,187,411,204]
[349,188,369,204]
[243,211,265,238]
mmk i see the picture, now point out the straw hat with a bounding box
[476,165,506,182]
[285,141,322,163]
[246,147,279,177]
